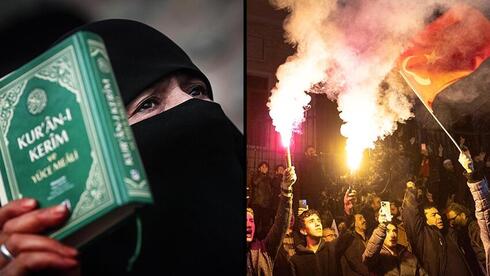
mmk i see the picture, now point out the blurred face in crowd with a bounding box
[301,214,323,238]
[390,203,399,217]
[305,147,316,157]
[443,159,454,171]
[354,214,367,234]
[424,207,444,229]
[338,221,347,234]
[371,196,381,211]
[383,224,398,249]
[246,211,255,243]
[323,228,337,242]
[259,163,269,174]
[276,165,285,176]
[446,210,468,229]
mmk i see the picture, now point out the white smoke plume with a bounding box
[267,0,487,170]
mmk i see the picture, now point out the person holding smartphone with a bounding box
[362,208,427,275]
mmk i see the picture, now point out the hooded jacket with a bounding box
[290,239,339,276]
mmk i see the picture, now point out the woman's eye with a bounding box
[135,98,159,113]
[187,85,205,97]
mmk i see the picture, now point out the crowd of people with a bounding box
[246,139,490,276]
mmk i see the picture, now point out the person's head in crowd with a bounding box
[443,159,454,172]
[275,164,285,176]
[322,228,337,242]
[421,145,429,157]
[350,206,367,236]
[383,223,398,250]
[257,161,269,175]
[336,217,348,235]
[298,209,323,244]
[246,208,256,243]
[446,202,470,229]
[354,213,367,235]
[304,145,317,157]
[423,204,444,229]
[366,193,382,211]
[390,200,402,218]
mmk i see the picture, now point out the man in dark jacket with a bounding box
[251,162,274,239]
[297,146,325,210]
[362,222,427,275]
[290,209,339,276]
[247,166,296,276]
[337,211,370,276]
[401,181,473,276]
[446,202,485,275]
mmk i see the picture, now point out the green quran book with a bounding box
[0,31,153,247]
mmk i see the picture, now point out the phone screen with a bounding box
[299,199,308,210]
[380,201,392,222]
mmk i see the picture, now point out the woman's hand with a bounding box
[0,198,79,275]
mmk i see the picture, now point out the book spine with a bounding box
[77,32,152,204]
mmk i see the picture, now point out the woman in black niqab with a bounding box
[65,19,244,275]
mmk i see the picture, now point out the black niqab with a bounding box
[56,18,213,103]
[68,20,244,275]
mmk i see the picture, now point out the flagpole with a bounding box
[399,71,462,153]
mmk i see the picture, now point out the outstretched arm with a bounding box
[362,223,386,268]
[401,181,426,259]
[264,166,296,261]
[459,151,490,275]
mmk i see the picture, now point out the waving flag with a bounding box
[399,4,490,110]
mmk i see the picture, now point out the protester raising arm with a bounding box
[264,166,297,260]
[459,150,490,275]
[401,181,425,259]
[361,221,387,268]
[247,166,296,275]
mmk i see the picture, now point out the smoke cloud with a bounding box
[267,0,489,169]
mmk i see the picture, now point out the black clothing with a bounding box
[298,155,325,210]
[290,239,339,276]
[337,230,369,276]
[57,19,213,103]
[251,172,274,239]
[454,222,485,276]
[271,173,283,211]
[81,98,244,275]
[401,186,472,276]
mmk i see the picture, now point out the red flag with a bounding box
[399,4,490,110]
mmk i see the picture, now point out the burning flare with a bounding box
[267,0,480,172]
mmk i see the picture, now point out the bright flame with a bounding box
[268,0,451,174]
[280,132,292,147]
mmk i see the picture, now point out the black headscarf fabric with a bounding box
[67,20,244,275]
[56,18,213,103]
